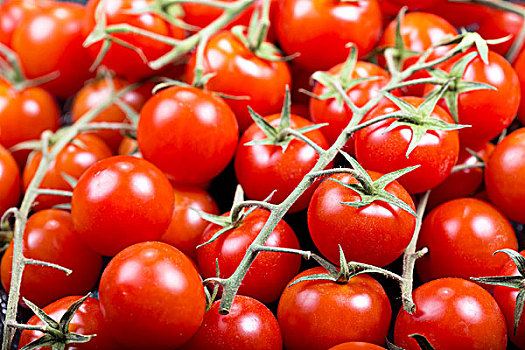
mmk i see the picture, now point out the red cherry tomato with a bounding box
[427,1,497,28]
[184,30,291,132]
[354,96,459,194]
[23,134,113,211]
[71,77,152,152]
[180,295,282,350]
[71,155,174,256]
[197,209,301,303]
[160,185,219,261]
[275,0,382,72]
[18,295,120,350]
[0,0,47,47]
[513,49,525,125]
[12,2,93,98]
[0,144,20,216]
[278,267,392,350]
[329,342,386,350]
[416,198,517,283]
[99,241,206,350]
[137,86,239,185]
[308,171,415,267]
[493,251,525,349]
[485,128,525,223]
[0,209,102,308]
[235,113,330,212]
[84,0,185,81]
[394,278,507,350]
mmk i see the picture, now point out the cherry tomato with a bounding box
[137,86,239,186]
[394,278,507,350]
[0,144,20,216]
[180,295,282,350]
[18,295,121,350]
[278,267,392,350]
[22,134,113,211]
[485,128,525,223]
[493,251,525,349]
[84,0,185,81]
[71,155,174,256]
[160,185,219,261]
[308,171,415,267]
[184,30,291,132]
[416,198,517,283]
[99,241,205,350]
[0,0,47,47]
[513,49,525,125]
[275,0,382,72]
[12,2,93,98]
[71,77,152,152]
[0,209,102,308]
[427,1,497,28]
[197,209,301,304]
[329,342,386,350]
[354,96,459,194]
[117,135,138,155]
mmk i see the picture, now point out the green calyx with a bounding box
[383,7,420,72]
[18,295,95,350]
[472,249,525,335]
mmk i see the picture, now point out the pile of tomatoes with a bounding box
[1,0,525,349]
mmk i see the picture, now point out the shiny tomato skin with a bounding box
[278,267,391,350]
[71,155,174,256]
[0,144,20,216]
[416,198,517,283]
[71,77,152,152]
[0,210,102,308]
[394,278,507,350]
[513,49,525,125]
[329,342,386,350]
[18,296,121,350]
[160,185,219,261]
[0,0,46,47]
[354,96,459,194]
[180,295,283,350]
[23,134,113,211]
[197,209,301,304]
[308,171,415,267]
[235,113,330,213]
[310,61,393,146]
[275,0,382,72]
[12,2,92,98]
[485,128,525,223]
[493,251,525,349]
[184,30,291,132]
[137,86,239,185]
[426,142,494,210]
[84,0,185,81]
[99,241,205,350]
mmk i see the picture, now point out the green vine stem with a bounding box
[1,83,141,350]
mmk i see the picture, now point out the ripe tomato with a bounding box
[71,155,174,256]
[275,0,382,72]
[11,2,93,98]
[0,0,47,47]
[23,134,113,211]
[354,96,459,194]
[426,142,494,210]
[278,267,391,350]
[310,60,393,147]
[0,144,20,216]
[160,185,219,261]
[137,86,238,186]
[84,0,185,81]
[197,209,301,303]
[71,77,152,152]
[416,198,518,283]
[180,295,282,350]
[513,49,525,125]
[99,241,205,350]
[427,1,497,28]
[18,295,120,350]
[485,128,525,223]
[0,209,102,308]
[329,342,386,350]
[0,80,60,164]
[184,30,291,132]
[308,171,415,267]
[394,278,507,350]
[492,251,525,349]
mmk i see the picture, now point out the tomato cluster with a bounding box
[2,0,525,349]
